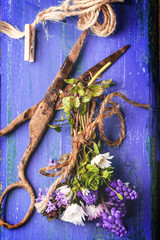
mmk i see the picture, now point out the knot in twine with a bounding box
[0,0,124,39]
[35,92,149,213]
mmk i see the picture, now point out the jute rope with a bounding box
[35,92,149,213]
[0,0,124,39]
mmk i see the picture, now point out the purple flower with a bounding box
[55,191,68,207]
[77,191,83,197]
[81,190,98,205]
[46,201,57,213]
[35,188,45,203]
[49,158,57,171]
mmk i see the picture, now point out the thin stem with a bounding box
[55,118,67,122]
[75,108,80,135]
[103,178,123,200]
[100,193,111,216]
[65,172,72,184]
[88,62,111,86]
[84,112,87,126]
[81,115,85,129]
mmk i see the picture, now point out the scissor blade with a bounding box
[55,30,89,82]
[55,45,130,110]
[77,45,130,83]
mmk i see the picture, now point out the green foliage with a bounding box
[101,169,113,181]
[64,78,78,84]
[71,142,114,193]
[48,124,62,133]
[68,116,74,129]
[93,142,100,154]
[86,164,99,174]
[60,77,114,132]
[79,103,86,115]
[89,84,104,97]
[97,140,102,153]
[81,94,91,103]
[73,97,80,109]
[70,86,80,94]
[101,79,113,89]
[71,177,81,194]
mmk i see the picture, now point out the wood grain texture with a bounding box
[0,0,159,239]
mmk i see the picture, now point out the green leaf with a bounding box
[48,124,62,133]
[86,164,99,174]
[78,166,86,175]
[73,97,80,109]
[89,85,104,97]
[97,140,102,153]
[102,170,113,179]
[86,175,101,190]
[70,86,80,94]
[81,174,88,184]
[81,95,91,103]
[79,103,87,115]
[68,116,74,128]
[85,151,91,162]
[62,97,71,108]
[64,78,78,84]
[93,142,99,154]
[78,88,85,96]
[78,82,84,88]
[102,79,113,89]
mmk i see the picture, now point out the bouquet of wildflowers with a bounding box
[36,148,138,238]
[35,71,139,238]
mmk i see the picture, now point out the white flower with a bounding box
[91,152,113,169]
[85,204,104,221]
[61,204,87,226]
[81,188,90,196]
[57,185,73,202]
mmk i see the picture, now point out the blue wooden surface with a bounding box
[0,0,159,239]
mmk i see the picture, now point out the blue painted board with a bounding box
[0,0,159,239]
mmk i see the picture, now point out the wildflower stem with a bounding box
[75,108,80,135]
[99,193,111,216]
[88,62,111,86]
[103,178,123,200]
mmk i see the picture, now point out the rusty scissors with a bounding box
[0,30,129,229]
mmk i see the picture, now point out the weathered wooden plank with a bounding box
[0,0,159,239]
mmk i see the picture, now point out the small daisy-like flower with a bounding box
[91,153,113,169]
[81,188,90,196]
[61,204,87,226]
[56,185,73,202]
[85,204,104,221]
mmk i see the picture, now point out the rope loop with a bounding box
[0,0,124,39]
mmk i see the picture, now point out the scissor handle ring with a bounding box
[0,180,35,229]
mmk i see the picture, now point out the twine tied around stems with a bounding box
[35,92,149,213]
